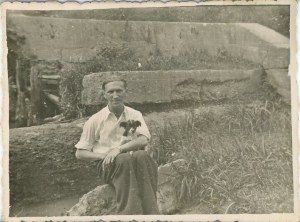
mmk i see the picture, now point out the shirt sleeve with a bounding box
[135,112,151,140]
[75,117,97,151]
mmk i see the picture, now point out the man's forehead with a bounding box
[105,80,126,89]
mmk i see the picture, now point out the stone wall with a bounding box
[8,15,289,67]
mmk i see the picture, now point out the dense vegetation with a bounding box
[153,96,293,213]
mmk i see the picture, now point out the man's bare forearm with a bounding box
[118,136,148,153]
[75,149,106,161]
[76,136,148,161]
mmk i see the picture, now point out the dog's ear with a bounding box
[120,121,128,128]
[131,120,141,134]
[135,121,141,127]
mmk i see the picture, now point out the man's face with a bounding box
[104,81,126,107]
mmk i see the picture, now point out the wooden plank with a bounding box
[44,92,60,106]
[41,79,59,85]
[40,75,61,80]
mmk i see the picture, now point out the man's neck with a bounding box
[108,104,124,118]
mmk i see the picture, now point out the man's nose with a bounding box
[112,91,119,98]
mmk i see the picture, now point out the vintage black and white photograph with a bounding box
[3,1,298,220]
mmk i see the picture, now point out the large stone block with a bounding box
[81,69,262,105]
[266,69,290,104]
[201,79,259,101]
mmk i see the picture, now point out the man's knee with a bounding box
[133,150,149,160]
[115,153,132,165]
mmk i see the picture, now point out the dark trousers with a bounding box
[97,150,159,215]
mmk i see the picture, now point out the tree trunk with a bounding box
[30,64,45,125]
[15,59,29,127]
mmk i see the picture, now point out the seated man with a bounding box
[75,78,159,215]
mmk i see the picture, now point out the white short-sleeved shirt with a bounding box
[75,106,150,154]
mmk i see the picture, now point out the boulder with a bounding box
[67,159,187,216]
[67,184,116,216]
[157,159,187,214]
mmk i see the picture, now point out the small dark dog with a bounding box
[120,120,141,136]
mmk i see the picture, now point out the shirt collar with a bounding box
[103,105,128,120]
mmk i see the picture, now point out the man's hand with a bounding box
[119,136,132,146]
[102,147,121,167]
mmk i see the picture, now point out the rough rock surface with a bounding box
[81,69,262,105]
[67,159,187,216]
[157,159,187,214]
[9,118,100,205]
[67,184,116,216]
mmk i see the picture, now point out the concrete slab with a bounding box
[81,69,263,105]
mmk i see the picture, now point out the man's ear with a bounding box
[103,91,107,100]
[123,88,128,99]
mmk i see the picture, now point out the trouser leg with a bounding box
[97,153,143,215]
[132,150,160,214]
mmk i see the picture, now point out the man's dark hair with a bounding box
[102,79,127,91]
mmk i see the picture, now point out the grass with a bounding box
[152,99,293,214]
